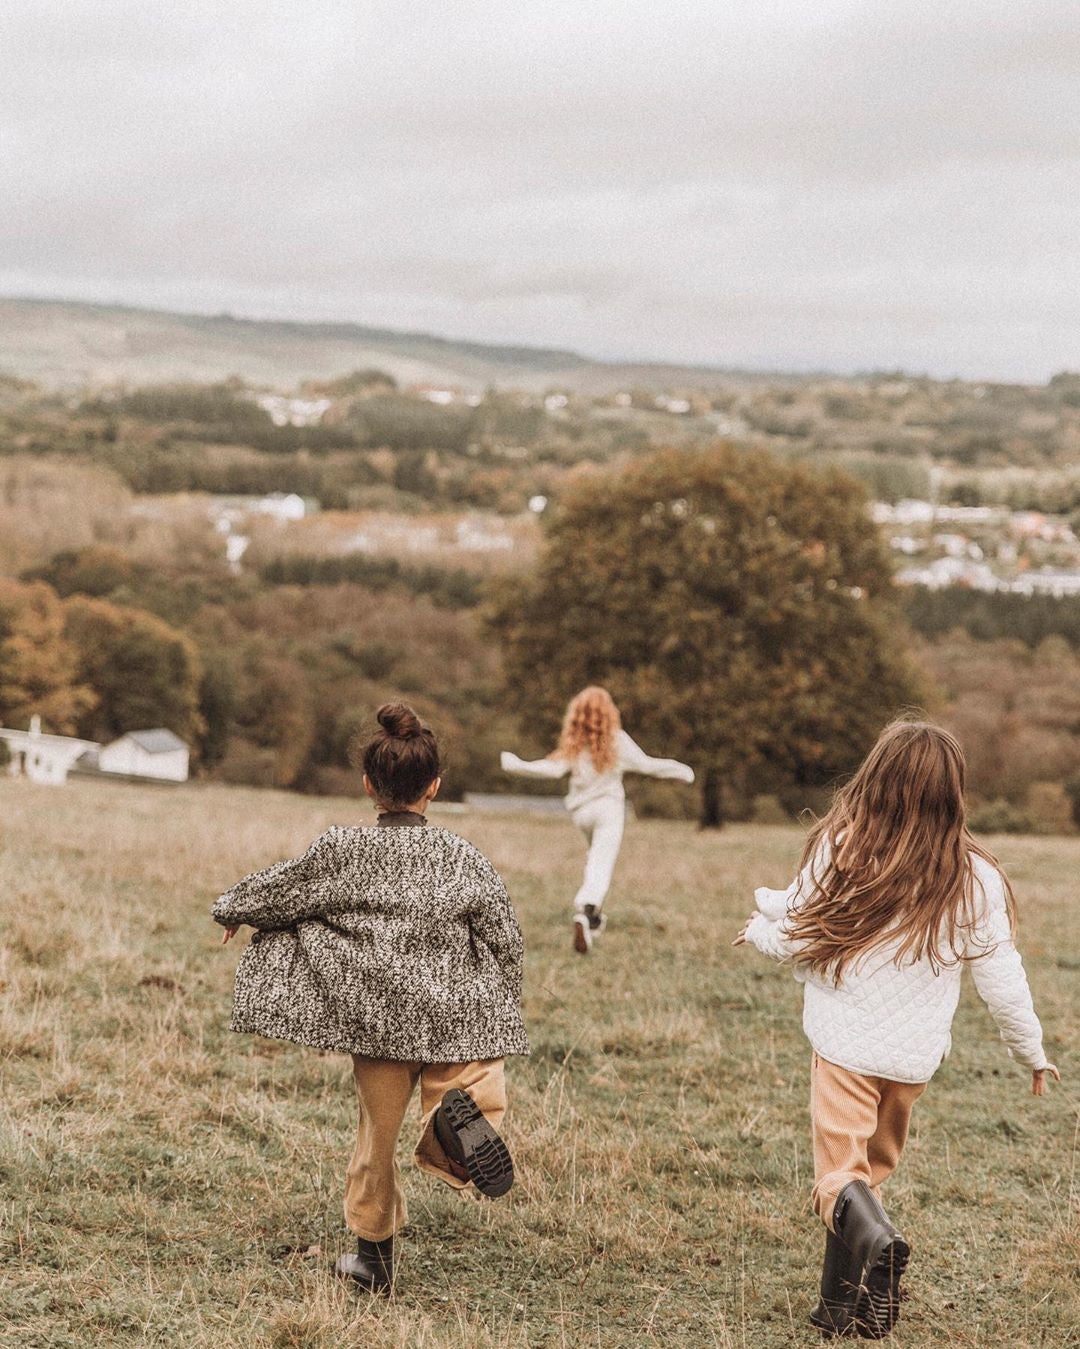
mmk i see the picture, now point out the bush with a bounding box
[1024,782,1075,835]
[750,794,792,826]
[0,738,10,769]
[968,798,1032,834]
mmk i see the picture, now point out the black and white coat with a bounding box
[212,817,529,1063]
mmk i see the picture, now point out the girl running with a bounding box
[501,685,694,953]
[735,718,1059,1339]
[213,703,527,1295]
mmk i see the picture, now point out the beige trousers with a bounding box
[344,1055,506,1241]
[810,1052,927,1231]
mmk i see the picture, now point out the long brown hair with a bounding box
[552,686,621,772]
[786,718,1016,980]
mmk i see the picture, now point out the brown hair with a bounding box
[786,718,1016,981]
[552,686,621,773]
[359,703,441,808]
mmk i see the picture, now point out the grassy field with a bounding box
[1,778,1077,1348]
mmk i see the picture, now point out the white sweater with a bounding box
[501,730,694,814]
[746,848,1047,1084]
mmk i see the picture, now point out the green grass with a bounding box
[0,779,1077,1347]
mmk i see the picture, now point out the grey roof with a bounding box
[119,728,188,754]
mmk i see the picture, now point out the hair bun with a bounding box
[376,702,423,739]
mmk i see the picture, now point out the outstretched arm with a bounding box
[500,750,570,780]
[616,731,694,783]
[212,828,345,931]
[734,841,830,959]
[966,866,1048,1074]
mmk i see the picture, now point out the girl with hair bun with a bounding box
[213,702,528,1296]
[501,686,694,953]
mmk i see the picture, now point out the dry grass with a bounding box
[0,778,1077,1347]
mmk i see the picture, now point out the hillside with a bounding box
[0,297,772,394]
[1,778,1074,1347]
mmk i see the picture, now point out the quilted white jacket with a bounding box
[745,846,1047,1084]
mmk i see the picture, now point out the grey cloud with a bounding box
[2,0,1080,378]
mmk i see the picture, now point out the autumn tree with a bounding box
[0,579,95,732]
[64,596,205,746]
[490,445,921,826]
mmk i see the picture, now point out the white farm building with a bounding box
[1,720,190,786]
[0,717,98,785]
[97,729,190,782]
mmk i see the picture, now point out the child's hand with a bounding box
[1032,1064,1060,1096]
[221,926,239,945]
[732,917,754,947]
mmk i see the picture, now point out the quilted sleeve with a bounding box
[965,863,1048,1070]
[212,828,346,930]
[464,848,525,1001]
[746,840,830,958]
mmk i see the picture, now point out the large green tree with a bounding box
[0,579,95,732]
[64,596,205,747]
[491,445,921,825]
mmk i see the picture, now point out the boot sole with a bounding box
[439,1088,514,1198]
[573,915,591,954]
[855,1237,909,1339]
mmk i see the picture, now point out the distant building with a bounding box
[0,717,98,786]
[97,729,190,783]
[254,395,332,427]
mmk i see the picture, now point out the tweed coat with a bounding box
[212,817,529,1062]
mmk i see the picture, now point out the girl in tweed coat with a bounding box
[213,703,527,1295]
[735,719,1059,1340]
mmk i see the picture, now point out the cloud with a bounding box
[2,0,1079,378]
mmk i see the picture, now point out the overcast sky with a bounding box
[3,0,1079,380]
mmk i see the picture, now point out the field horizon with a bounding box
[1,777,1077,1347]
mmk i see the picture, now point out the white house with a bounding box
[98,729,190,782]
[0,717,99,786]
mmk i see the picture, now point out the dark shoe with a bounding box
[583,903,607,935]
[434,1087,514,1198]
[809,1227,862,1337]
[335,1235,394,1294]
[832,1181,909,1339]
[573,912,592,953]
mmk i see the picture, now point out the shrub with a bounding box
[968,798,1032,834]
[1024,782,1075,836]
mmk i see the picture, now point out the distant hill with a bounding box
[0,297,783,394]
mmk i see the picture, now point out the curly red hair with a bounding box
[551,686,621,772]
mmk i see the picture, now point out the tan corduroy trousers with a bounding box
[810,1052,927,1231]
[343,1055,506,1241]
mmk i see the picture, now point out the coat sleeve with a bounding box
[500,750,569,780]
[745,840,830,962]
[212,828,346,930]
[464,850,525,1002]
[965,864,1048,1070]
[616,731,695,783]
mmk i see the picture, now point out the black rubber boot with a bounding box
[335,1235,394,1294]
[832,1181,909,1339]
[434,1087,515,1198]
[809,1227,863,1337]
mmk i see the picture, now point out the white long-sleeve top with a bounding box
[501,730,694,814]
[746,846,1047,1084]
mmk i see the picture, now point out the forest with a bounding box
[2,368,1080,830]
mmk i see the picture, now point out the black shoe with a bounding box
[583,903,607,935]
[832,1181,909,1339]
[809,1227,862,1337]
[335,1235,394,1294]
[434,1087,514,1198]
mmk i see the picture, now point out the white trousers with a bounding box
[569,797,625,913]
